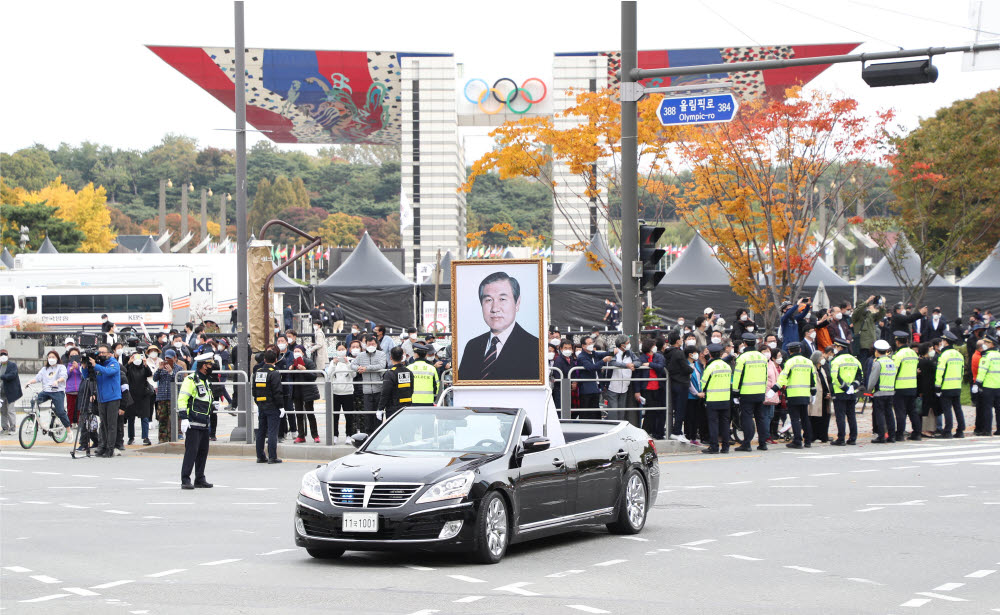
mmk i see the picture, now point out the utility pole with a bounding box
[620,0,639,342]
[232,0,251,443]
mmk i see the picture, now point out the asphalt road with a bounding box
[2,437,999,615]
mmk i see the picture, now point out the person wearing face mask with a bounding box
[829,337,863,445]
[552,339,577,411]
[575,336,614,420]
[890,302,927,341]
[731,309,752,342]
[761,341,781,445]
[636,338,667,439]
[685,343,707,445]
[605,336,638,423]
[64,348,83,427]
[829,306,852,344]
[351,334,388,436]
[854,295,886,384]
[891,331,921,441]
[252,349,285,463]
[732,333,770,451]
[915,342,940,438]
[290,345,321,444]
[0,349,23,435]
[808,349,833,443]
[345,324,363,349]
[26,350,71,432]
[973,334,1000,437]
[780,298,811,353]
[325,343,357,445]
[153,350,180,443]
[274,335,297,440]
[81,344,123,458]
[700,344,733,454]
[800,324,819,357]
[922,307,948,340]
[772,342,816,448]
[674,317,686,333]
[177,353,217,488]
[124,351,153,446]
[307,322,329,371]
[171,334,193,364]
[868,339,899,443]
[935,330,966,438]
[347,340,366,436]
[400,327,420,361]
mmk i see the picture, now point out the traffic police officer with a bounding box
[253,349,284,464]
[178,352,216,489]
[701,343,732,454]
[408,343,440,406]
[935,330,965,438]
[892,331,921,440]
[774,341,816,448]
[732,333,769,451]
[868,339,897,443]
[829,337,863,446]
[974,334,1000,436]
[378,347,413,421]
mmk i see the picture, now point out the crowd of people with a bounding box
[552,296,999,453]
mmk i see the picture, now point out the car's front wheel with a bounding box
[607,469,647,534]
[306,547,345,559]
[472,491,508,564]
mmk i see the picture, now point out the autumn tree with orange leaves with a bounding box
[671,87,895,328]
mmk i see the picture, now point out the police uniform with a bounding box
[829,338,863,445]
[935,331,965,437]
[407,345,440,406]
[891,331,921,441]
[178,353,215,488]
[775,342,816,448]
[253,360,284,463]
[732,335,769,450]
[378,362,413,420]
[868,340,897,443]
[701,344,732,454]
[974,334,1000,436]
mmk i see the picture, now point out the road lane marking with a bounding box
[657,549,674,552]
[755,503,812,507]
[403,565,436,571]
[72,474,98,478]
[448,575,486,583]
[724,554,763,561]
[146,502,193,505]
[494,582,540,596]
[112,477,143,481]
[453,596,483,603]
[933,583,965,591]
[922,454,1000,464]
[30,575,60,584]
[939,494,969,498]
[728,531,758,537]
[199,559,242,566]
[847,578,882,585]
[103,510,131,515]
[770,485,816,488]
[784,566,823,573]
[867,485,924,488]
[259,549,296,556]
[566,606,610,614]
[546,570,585,578]
[63,587,100,596]
[849,469,879,473]
[21,501,52,505]
[966,569,996,578]
[145,569,186,578]
[681,539,716,546]
[861,446,1000,461]
[900,598,931,607]
[593,559,627,567]
[0,468,23,472]
[916,592,968,602]
[809,473,838,476]
[19,594,70,603]
[769,476,797,481]
[682,485,714,489]
[680,546,707,551]
[91,580,133,589]
[4,566,32,573]
[143,516,163,519]
[48,486,96,489]
[233,502,277,505]
[725,481,753,485]
[32,471,61,475]
[236,487,276,491]
[621,536,648,541]
[867,500,926,506]
[891,466,919,469]
[856,507,885,512]
[405,610,439,615]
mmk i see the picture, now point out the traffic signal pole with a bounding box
[620,0,640,342]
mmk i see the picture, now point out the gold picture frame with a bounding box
[450,259,545,386]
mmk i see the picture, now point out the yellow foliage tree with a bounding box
[29,178,116,253]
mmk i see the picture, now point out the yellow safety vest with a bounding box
[408,360,439,405]
[876,356,897,394]
[893,347,918,392]
[702,359,732,403]
[732,350,768,395]
[935,347,964,391]
[777,355,815,400]
[979,349,1000,390]
[830,352,862,395]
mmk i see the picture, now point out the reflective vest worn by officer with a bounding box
[178,370,214,429]
[252,362,283,411]
[893,346,919,395]
[378,363,413,414]
[776,354,816,403]
[407,357,439,406]
[935,345,964,395]
[732,349,768,399]
[701,358,733,409]
[874,355,897,394]
[977,348,1000,391]
[830,351,863,398]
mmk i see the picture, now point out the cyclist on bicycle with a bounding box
[26,350,71,430]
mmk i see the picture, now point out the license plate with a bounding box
[341,512,378,533]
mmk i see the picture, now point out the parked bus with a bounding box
[10,285,173,333]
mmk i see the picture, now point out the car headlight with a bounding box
[299,469,324,502]
[416,470,475,504]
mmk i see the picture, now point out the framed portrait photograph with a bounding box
[451,259,545,386]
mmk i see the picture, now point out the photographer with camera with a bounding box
[854,295,887,385]
[780,297,811,353]
[81,344,124,458]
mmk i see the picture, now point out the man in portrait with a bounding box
[458,271,540,381]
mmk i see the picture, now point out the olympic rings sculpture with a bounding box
[463,78,547,115]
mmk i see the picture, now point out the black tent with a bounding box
[37,237,58,254]
[653,233,745,321]
[802,257,850,290]
[959,241,1000,314]
[1,247,15,268]
[420,250,455,285]
[549,232,622,329]
[272,268,309,311]
[313,232,415,330]
[139,236,163,254]
[856,240,958,312]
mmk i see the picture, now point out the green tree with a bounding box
[0,146,58,191]
[317,212,365,246]
[0,201,85,253]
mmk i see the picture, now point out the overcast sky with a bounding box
[1,0,997,164]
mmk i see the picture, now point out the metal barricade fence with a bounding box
[171,370,250,444]
[563,364,671,429]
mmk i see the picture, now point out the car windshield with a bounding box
[364,408,517,455]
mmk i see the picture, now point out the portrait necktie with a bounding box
[481,336,500,379]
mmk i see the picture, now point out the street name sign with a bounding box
[657,93,738,126]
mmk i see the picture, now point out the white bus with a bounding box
[9,285,173,332]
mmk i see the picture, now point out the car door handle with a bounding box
[614,450,629,460]
[551,458,565,468]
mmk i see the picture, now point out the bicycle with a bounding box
[18,386,69,449]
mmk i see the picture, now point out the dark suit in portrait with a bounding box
[458,322,540,381]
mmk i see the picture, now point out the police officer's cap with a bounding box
[943,330,959,342]
[833,337,850,347]
[873,339,891,351]
[194,352,215,364]
[985,334,999,345]
[893,330,910,339]
[787,341,802,352]
[707,343,724,354]
[741,332,759,342]
[971,324,986,332]
[413,343,432,354]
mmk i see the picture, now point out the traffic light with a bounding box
[638,224,665,291]
[862,59,938,88]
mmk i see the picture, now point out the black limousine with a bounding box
[294,406,659,563]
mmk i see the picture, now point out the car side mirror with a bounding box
[521,436,550,454]
[350,433,368,448]
[521,416,533,436]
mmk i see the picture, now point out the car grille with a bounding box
[300,516,442,541]
[327,483,422,508]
